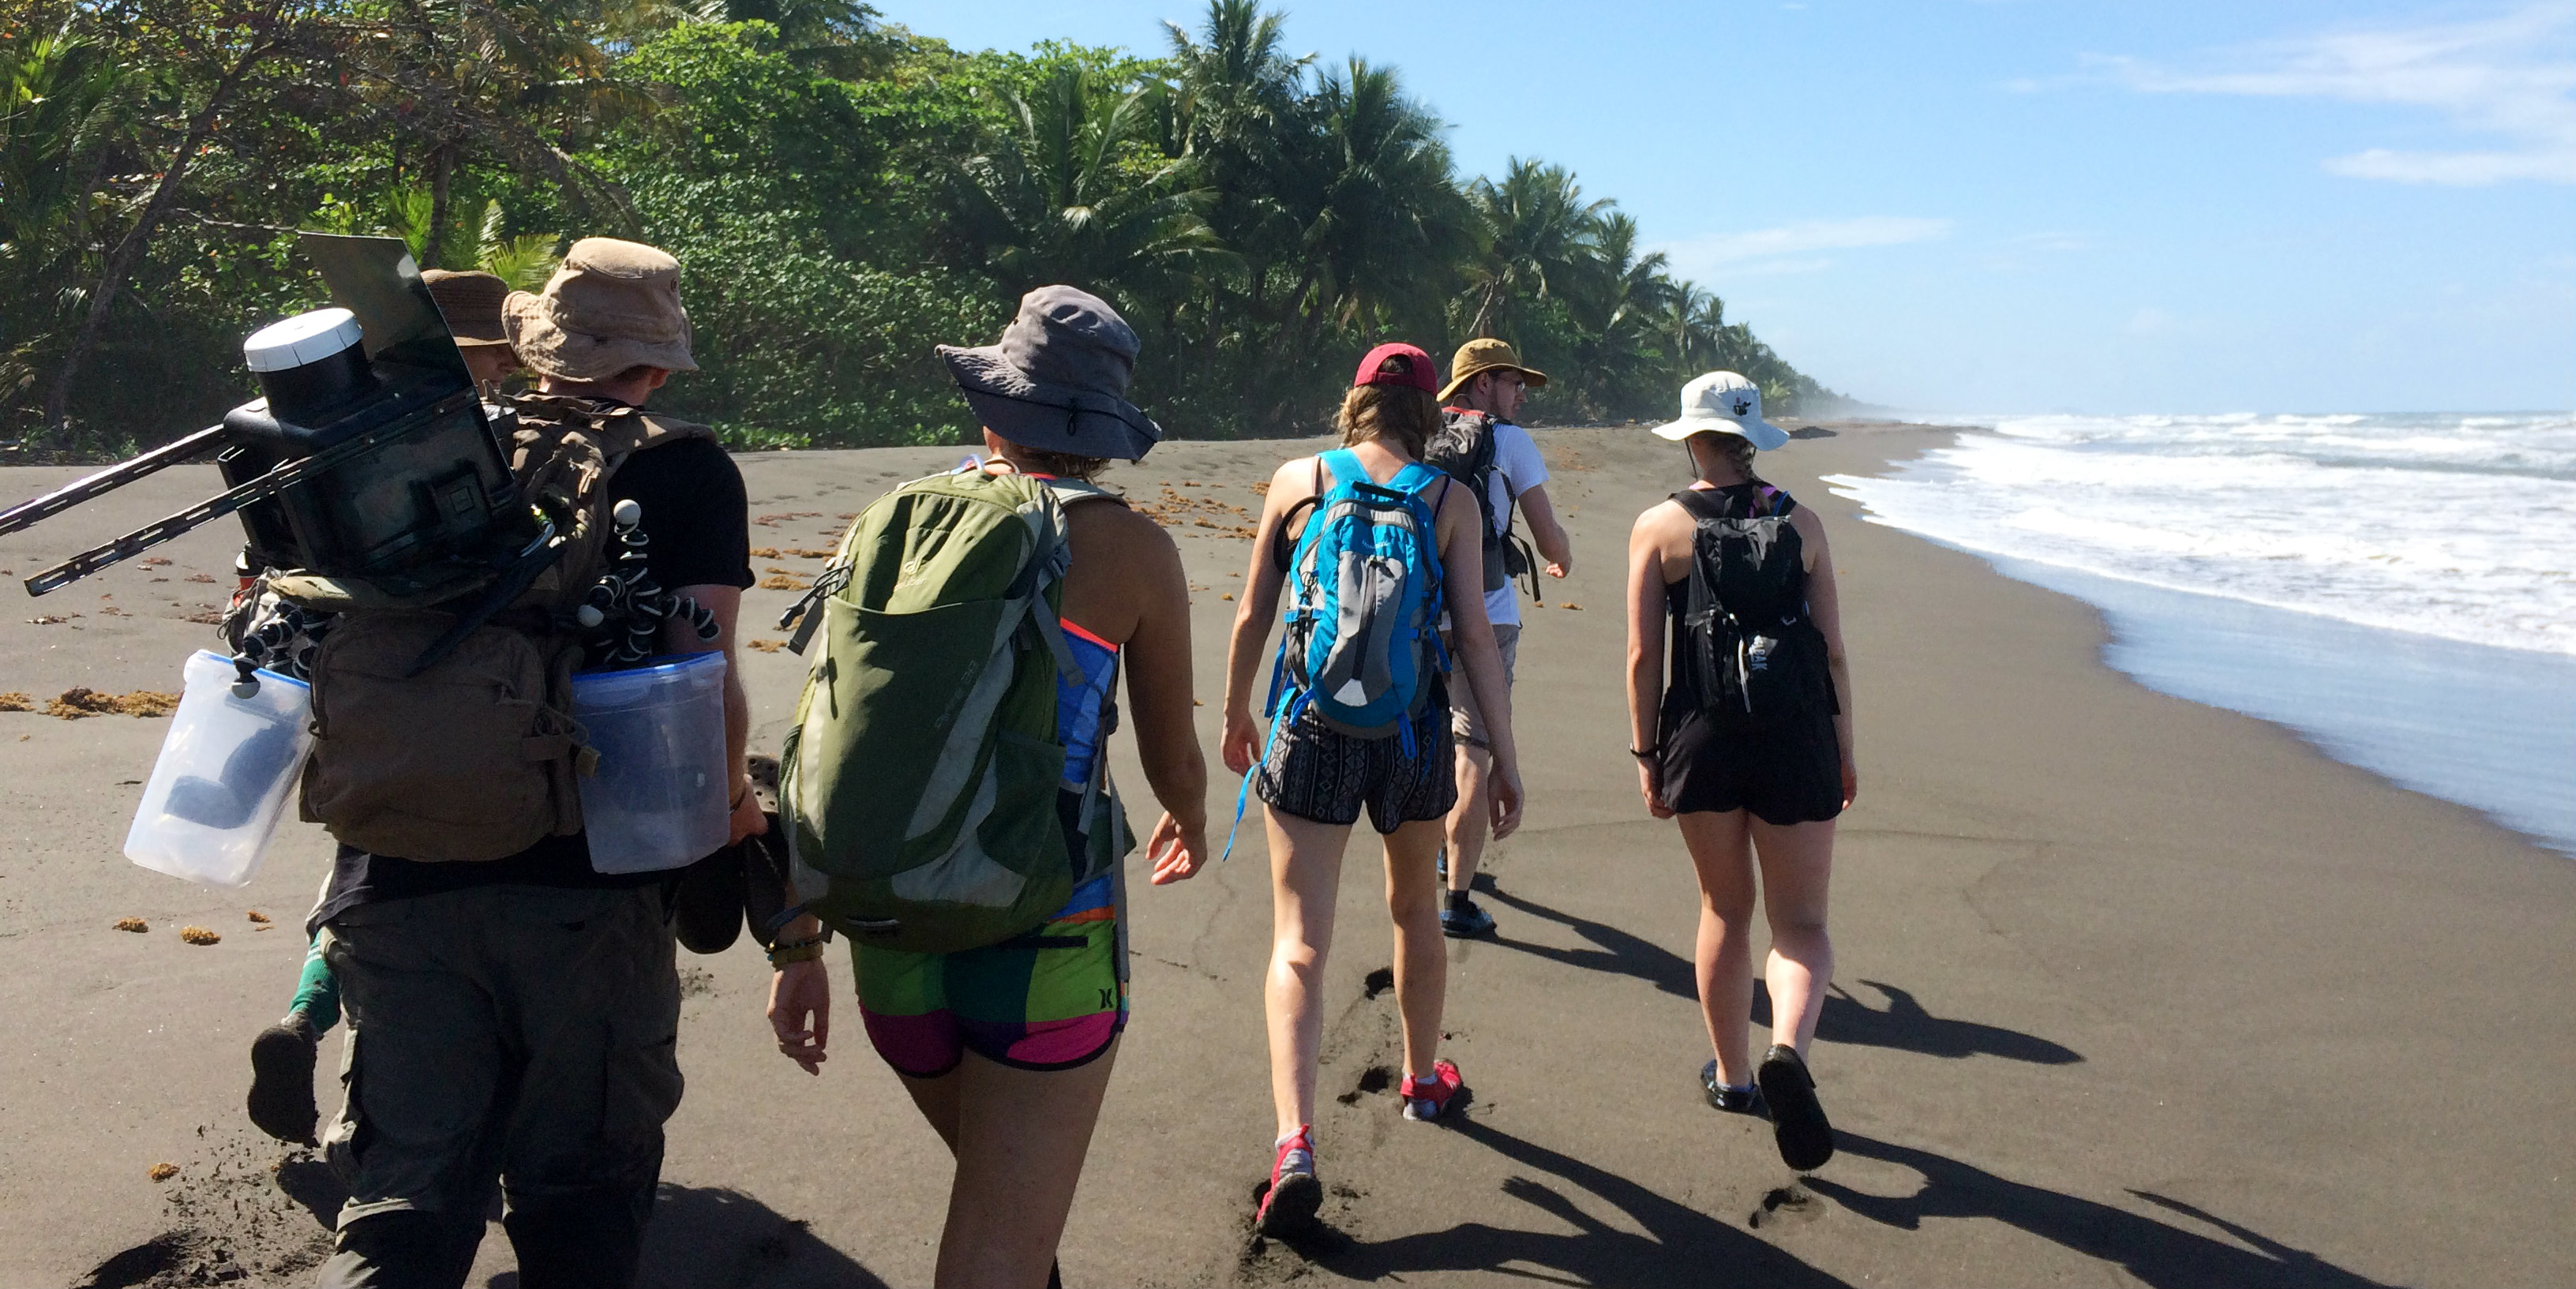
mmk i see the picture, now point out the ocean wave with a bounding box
[1825,411,2576,657]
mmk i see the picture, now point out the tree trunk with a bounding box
[424,142,453,270]
[41,36,277,443]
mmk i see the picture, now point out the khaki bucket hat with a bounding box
[502,238,696,381]
[420,269,513,347]
[1438,336,1549,404]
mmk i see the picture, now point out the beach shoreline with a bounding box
[1,423,2568,1287]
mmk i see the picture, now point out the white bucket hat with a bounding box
[1649,371,1787,450]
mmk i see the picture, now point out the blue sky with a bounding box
[875,2,2576,414]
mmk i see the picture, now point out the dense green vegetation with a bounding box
[1,0,1845,455]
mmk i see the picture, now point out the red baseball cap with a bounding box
[1353,342,1437,393]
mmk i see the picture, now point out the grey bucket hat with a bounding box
[938,286,1164,461]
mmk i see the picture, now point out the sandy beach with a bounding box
[2,422,2570,1288]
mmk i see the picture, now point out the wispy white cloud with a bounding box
[2098,3,2576,185]
[1655,216,1952,280]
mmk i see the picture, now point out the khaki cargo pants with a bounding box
[315,884,683,1289]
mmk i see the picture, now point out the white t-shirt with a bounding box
[1477,421,1548,628]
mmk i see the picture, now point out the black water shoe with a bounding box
[1756,1044,1835,1171]
[1440,893,1496,939]
[1702,1060,1769,1116]
[247,1009,320,1145]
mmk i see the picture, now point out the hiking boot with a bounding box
[1254,1126,1322,1238]
[247,1009,321,1145]
[1439,894,1495,939]
[1702,1059,1768,1116]
[1402,1059,1468,1122]
[1756,1044,1835,1171]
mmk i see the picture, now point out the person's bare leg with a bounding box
[1442,742,1491,896]
[898,1066,964,1152]
[1382,819,1449,1078]
[1678,809,1759,1085]
[1266,807,1352,1139]
[1749,817,1836,1055]
[931,1042,1119,1289]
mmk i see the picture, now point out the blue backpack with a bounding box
[1224,450,1451,860]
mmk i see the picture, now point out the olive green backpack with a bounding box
[775,466,1123,954]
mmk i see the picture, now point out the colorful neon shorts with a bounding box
[853,874,1127,1078]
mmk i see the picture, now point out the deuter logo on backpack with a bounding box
[1270,449,1449,749]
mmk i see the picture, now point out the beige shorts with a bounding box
[1444,624,1519,751]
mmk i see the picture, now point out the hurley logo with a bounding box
[1731,397,1753,416]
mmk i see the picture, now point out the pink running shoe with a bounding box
[1402,1059,1467,1122]
[1255,1125,1322,1237]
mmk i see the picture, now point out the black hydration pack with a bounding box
[1423,407,1535,595]
[1675,484,1832,728]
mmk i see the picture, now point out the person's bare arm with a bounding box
[1220,459,1314,774]
[1520,483,1573,578]
[1438,482,1524,838]
[666,583,764,845]
[1104,509,1211,883]
[1625,505,1683,819]
[1793,508,1857,808]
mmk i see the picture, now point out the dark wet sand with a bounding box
[2,422,2569,1287]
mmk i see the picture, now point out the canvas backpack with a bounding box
[773,466,1126,954]
[1674,485,1832,729]
[292,395,711,862]
[1423,408,1535,596]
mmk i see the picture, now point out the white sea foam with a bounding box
[1824,411,2576,856]
[1824,412,2576,656]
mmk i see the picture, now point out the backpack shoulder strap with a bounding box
[1318,448,1363,491]
[1672,486,1729,523]
[1041,477,1128,511]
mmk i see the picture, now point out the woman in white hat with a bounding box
[1622,371,1854,1172]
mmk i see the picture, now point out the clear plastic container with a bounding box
[126,650,316,888]
[573,651,730,874]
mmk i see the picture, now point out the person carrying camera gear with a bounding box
[243,265,538,1152]
[1423,338,1573,939]
[422,268,527,395]
[303,237,763,1289]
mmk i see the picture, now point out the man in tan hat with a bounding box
[1428,338,1572,939]
[420,268,524,393]
[313,238,759,1289]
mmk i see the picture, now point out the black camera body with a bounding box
[218,320,529,599]
[0,234,542,613]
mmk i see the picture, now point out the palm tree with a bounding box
[1462,157,1609,339]
[1,27,124,364]
[1283,57,1468,345]
[943,65,1231,308]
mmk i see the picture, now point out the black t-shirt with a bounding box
[308,432,752,934]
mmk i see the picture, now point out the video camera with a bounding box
[0,234,553,671]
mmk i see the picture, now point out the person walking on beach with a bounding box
[1222,343,1524,1236]
[308,238,764,1287]
[1426,338,1573,938]
[1624,371,1854,1173]
[763,287,1211,1288]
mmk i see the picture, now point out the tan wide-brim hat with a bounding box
[502,238,696,381]
[420,269,514,347]
[1438,335,1548,404]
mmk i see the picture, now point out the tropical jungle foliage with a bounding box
[0,0,1846,454]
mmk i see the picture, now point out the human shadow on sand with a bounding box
[1280,1117,1849,1287]
[1807,1133,2394,1289]
[1479,884,2081,1065]
[485,1185,889,1289]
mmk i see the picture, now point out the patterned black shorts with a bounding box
[1255,678,1457,835]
